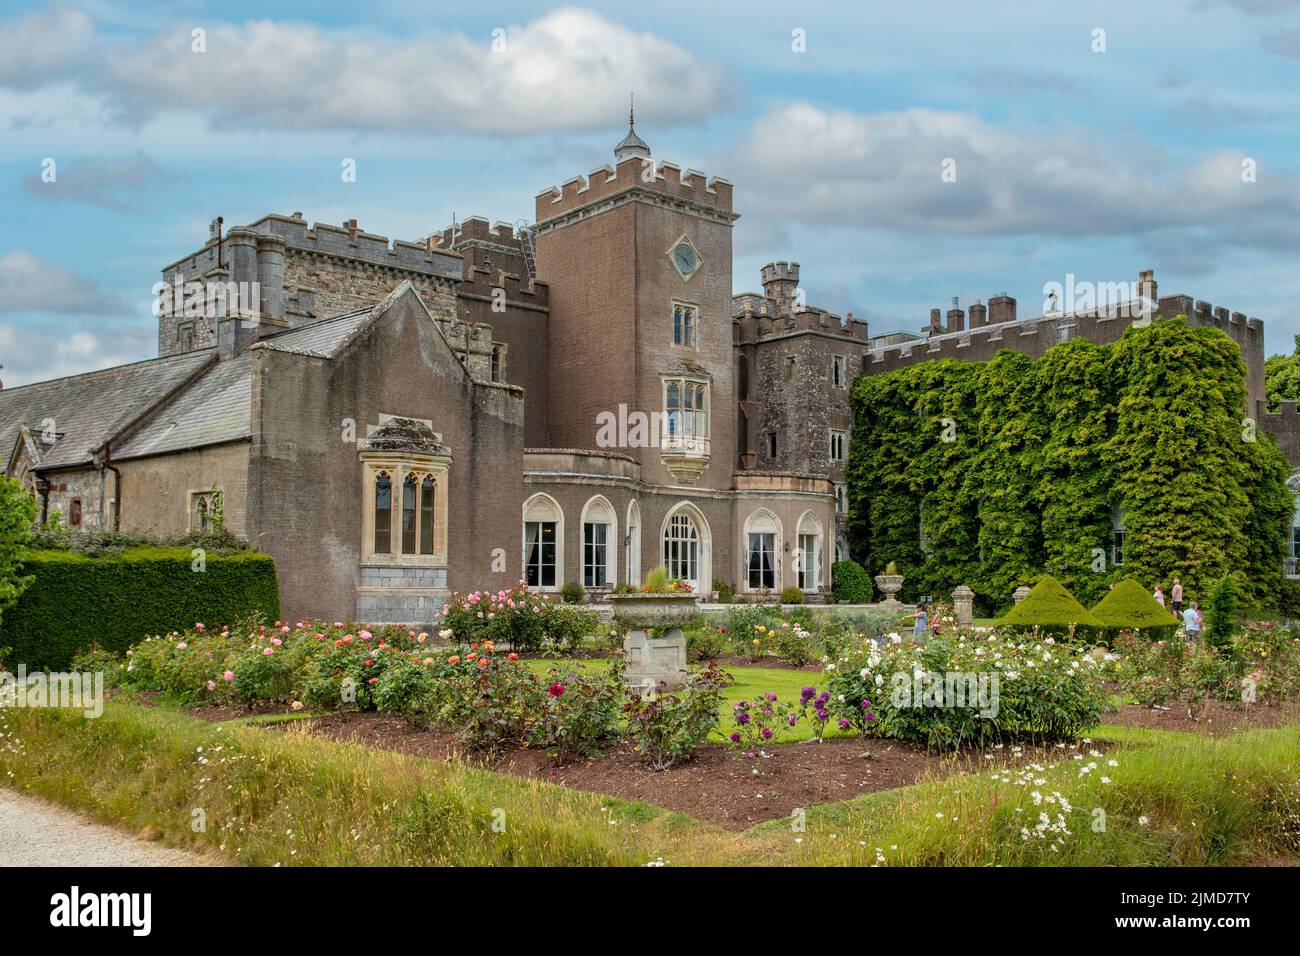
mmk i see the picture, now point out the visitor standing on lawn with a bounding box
[1171,578,1184,615]
[912,604,928,642]
[1182,602,1201,641]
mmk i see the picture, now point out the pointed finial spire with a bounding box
[614,93,650,162]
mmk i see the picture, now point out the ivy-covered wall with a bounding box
[847,318,1293,613]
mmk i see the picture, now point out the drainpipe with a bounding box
[99,443,122,532]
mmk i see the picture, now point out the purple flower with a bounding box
[761,727,774,740]
[737,711,751,725]
[787,714,798,727]
[816,708,829,721]
[861,698,873,709]
[816,692,830,707]
[764,692,778,702]
[800,686,816,703]
[838,718,851,730]
[865,711,876,722]
[730,732,742,743]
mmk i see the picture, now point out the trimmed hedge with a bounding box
[998,574,1103,632]
[1091,577,1178,639]
[831,560,874,604]
[0,547,279,669]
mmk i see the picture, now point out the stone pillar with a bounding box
[255,235,288,329]
[1012,585,1032,605]
[219,229,259,357]
[952,585,974,626]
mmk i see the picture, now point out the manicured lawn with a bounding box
[525,657,856,743]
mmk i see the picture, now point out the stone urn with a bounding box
[874,573,905,610]
[608,592,699,694]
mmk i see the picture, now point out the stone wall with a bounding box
[245,287,525,624]
[118,441,250,538]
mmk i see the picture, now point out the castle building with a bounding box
[3,122,1297,622]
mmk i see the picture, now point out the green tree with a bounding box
[1265,334,1300,408]
[1204,576,1239,650]
[0,476,37,626]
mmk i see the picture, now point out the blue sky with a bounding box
[1,0,1299,385]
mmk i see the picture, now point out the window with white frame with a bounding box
[525,521,557,588]
[830,429,848,463]
[663,512,700,587]
[664,379,709,446]
[673,302,697,348]
[796,512,823,591]
[747,531,776,590]
[581,497,615,589]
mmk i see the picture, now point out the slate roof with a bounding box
[113,351,253,460]
[256,306,375,358]
[0,350,216,471]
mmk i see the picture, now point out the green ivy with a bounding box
[848,318,1293,613]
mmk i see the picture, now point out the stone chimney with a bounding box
[946,297,965,333]
[760,261,800,314]
[927,308,943,335]
[1137,269,1157,317]
[988,292,1017,325]
[968,299,987,328]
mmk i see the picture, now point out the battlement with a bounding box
[435,215,526,252]
[1159,294,1263,340]
[760,261,799,285]
[163,212,462,283]
[534,155,735,225]
[733,293,869,343]
[458,264,550,308]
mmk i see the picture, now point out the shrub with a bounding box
[713,578,734,603]
[560,582,585,604]
[529,666,624,760]
[0,475,36,629]
[771,620,814,666]
[1205,576,1239,650]
[1091,578,1177,641]
[683,619,726,660]
[68,644,127,689]
[1278,580,1300,619]
[826,631,1110,749]
[1112,633,1189,707]
[779,586,805,605]
[997,574,1103,637]
[831,560,873,604]
[622,664,732,770]
[0,547,280,668]
[545,604,600,653]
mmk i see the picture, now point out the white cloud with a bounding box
[0,6,95,89]
[726,103,1300,246]
[0,250,130,314]
[0,7,733,134]
[0,321,147,387]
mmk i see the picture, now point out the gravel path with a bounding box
[0,789,213,866]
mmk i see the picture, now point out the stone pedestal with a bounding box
[623,630,688,695]
[1012,585,1032,605]
[952,585,975,626]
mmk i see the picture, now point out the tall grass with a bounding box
[1,701,1295,866]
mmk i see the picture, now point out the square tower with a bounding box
[532,131,738,490]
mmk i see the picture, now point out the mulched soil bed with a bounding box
[223,708,1086,831]
[1101,697,1300,736]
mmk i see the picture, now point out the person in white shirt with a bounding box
[1182,604,1201,640]
[1153,585,1165,607]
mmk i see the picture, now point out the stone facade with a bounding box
[8,120,1294,622]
